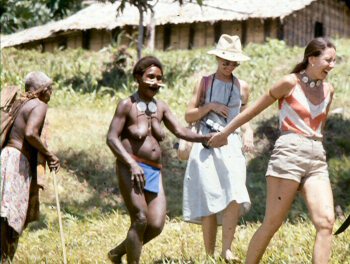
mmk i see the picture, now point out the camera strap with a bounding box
[209,74,235,107]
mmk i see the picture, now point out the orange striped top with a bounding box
[278,80,331,140]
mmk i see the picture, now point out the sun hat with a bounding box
[207,34,250,62]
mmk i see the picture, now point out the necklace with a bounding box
[300,70,322,89]
[133,92,157,114]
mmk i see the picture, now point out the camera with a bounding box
[205,119,224,132]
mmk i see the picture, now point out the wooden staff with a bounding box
[52,170,67,264]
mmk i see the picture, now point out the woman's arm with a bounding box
[185,77,230,123]
[208,74,297,147]
[161,101,211,143]
[25,102,60,172]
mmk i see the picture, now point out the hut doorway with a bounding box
[314,21,324,37]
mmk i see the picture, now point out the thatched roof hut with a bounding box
[1,0,349,51]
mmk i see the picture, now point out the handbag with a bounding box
[177,123,198,160]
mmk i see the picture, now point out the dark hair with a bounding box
[132,56,163,79]
[291,37,336,73]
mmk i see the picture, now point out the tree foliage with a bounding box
[0,0,82,34]
[115,0,202,59]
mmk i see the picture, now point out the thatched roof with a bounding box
[1,0,317,49]
[153,0,317,25]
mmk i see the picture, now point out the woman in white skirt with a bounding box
[183,34,254,261]
[208,37,336,264]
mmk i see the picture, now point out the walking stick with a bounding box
[52,170,67,264]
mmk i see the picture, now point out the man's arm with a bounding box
[25,102,59,171]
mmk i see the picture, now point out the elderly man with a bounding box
[0,71,60,262]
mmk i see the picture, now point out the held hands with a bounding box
[201,132,215,148]
[47,153,60,173]
[130,163,146,193]
[207,132,228,148]
[203,133,214,144]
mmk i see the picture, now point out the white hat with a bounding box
[207,34,250,62]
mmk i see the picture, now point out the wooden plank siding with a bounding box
[155,26,164,50]
[246,19,265,43]
[89,29,112,51]
[283,0,350,46]
[67,32,83,49]
[7,0,349,52]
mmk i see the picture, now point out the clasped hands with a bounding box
[205,131,254,152]
[205,131,229,148]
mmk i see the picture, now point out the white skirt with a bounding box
[183,133,251,225]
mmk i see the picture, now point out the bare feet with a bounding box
[107,243,125,264]
[221,249,242,263]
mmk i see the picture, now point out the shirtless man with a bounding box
[1,71,60,263]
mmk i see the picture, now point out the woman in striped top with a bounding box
[208,37,337,264]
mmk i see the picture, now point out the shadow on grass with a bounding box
[27,213,48,231]
[243,114,350,223]
[55,148,127,216]
[161,114,350,222]
[50,114,350,223]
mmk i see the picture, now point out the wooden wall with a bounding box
[12,0,350,52]
[155,26,164,50]
[89,29,112,51]
[154,19,278,50]
[67,32,83,49]
[283,0,350,46]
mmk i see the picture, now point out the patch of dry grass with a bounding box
[3,39,350,263]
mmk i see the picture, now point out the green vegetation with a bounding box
[1,39,350,263]
[0,0,83,34]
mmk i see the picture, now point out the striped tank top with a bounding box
[278,79,331,140]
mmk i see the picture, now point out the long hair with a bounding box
[291,37,336,73]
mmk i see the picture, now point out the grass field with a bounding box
[1,39,350,263]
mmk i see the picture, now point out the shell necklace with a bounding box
[133,92,157,114]
[300,70,322,89]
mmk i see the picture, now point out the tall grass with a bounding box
[1,39,350,263]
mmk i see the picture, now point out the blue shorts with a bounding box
[138,162,161,193]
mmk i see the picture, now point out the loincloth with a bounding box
[128,155,161,193]
[0,147,38,234]
[137,162,161,194]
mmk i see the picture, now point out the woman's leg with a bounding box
[108,170,166,263]
[301,177,334,264]
[109,164,149,264]
[246,177,299,264]
[143,173,167,243]
[221,201,240,260]
[202,214,217,256]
